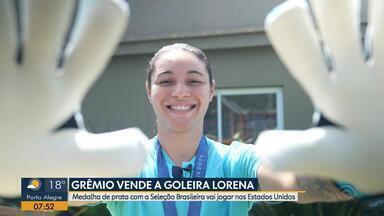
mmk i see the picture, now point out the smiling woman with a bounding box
[106,43,352,216]
[146,47,215,138]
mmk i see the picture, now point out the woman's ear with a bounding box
[145,81,152,103]
[209,80,216,102]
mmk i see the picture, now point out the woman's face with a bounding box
[146,49,215,133]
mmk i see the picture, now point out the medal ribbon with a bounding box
[156,136,208,216]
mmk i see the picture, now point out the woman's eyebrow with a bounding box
[188,70,204,76]
[157,70,204,77]
[157,71,173,77]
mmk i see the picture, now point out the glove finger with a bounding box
[0,0,17,71]
[265,0,330,107]
[0,128,148,196]
[255,127,384,193]
[61,0,129,99]
[49,128,148,176]
[309,0,365,74]
[367,0,384,71]
[22,0,76,70]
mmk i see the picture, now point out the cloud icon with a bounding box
[27,179,41,191]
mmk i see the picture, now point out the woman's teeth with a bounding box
[168,105,195,111]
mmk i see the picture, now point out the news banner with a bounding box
[21,178,303,211]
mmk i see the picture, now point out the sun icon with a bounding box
[27,178,41,191]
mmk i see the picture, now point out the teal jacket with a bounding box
[107,137,261,216]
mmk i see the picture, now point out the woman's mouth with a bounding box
[166,105,197,111]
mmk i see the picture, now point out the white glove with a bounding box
[0,0,147,197]
[256,0,384,193]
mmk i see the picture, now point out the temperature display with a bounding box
[21,178,68,211]
[45,178,68,192]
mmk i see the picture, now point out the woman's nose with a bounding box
[171,83,191,99]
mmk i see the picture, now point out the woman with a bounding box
[106,43,351,216]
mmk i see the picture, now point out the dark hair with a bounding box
[146,43,213,86]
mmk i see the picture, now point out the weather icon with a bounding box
[27,178,41,191]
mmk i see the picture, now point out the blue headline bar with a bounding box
[69,178,259,191]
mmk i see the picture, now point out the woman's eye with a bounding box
[189,80,203,85]
[157,80,172,85]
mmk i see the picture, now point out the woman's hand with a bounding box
[256,0,384,193]
[265,0,384,140]
[0,0,147,197]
